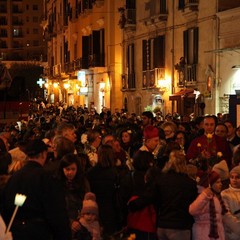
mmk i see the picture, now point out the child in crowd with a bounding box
[221,166,240,239]
[73,192,102,240]
[189,171,228,239]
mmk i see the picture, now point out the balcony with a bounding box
[124,9,136,31]
[185,64,197,86]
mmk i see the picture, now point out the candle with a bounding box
[14,194,27,207]
[6,193,27,233]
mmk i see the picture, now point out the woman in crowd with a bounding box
[221,166,240,240]
[87,144,121,238]
[56,153,90,235]
[120,150,156,239]
[129,150,198,240]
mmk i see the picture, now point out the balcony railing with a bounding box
[185,64,197,86]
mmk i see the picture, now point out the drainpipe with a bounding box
[171,0,175,114]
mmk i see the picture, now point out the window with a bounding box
[0,16,7,25]
[184,27,198,64]
[33,40,39,46]
[26,4,29,10]
[33,4,38,10]
[32,16,38,22]
[26,16,29,22]
[33,28,39,34]
[127,43,135,89]
[183,27,198,84]
[13,29,19,37]
[92,29,105,67]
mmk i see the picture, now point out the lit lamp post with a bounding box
[63,82,70,105]
[99,81,106,107]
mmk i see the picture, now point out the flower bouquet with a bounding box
[190,134,223,171]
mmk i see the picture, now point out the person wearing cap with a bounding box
[73,192,102,240]
[190,171,240,240]
[0,139,71,240]
[221,166,240,240]
[139,125,159,153]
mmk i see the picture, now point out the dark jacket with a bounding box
[0,161,71,240]
[87,165,121,236]
[129,171,198,230]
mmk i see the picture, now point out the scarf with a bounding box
[208,190,228,239]
[79,217,101,240]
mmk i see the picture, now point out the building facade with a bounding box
[44,0,240,117]
[0,0,46,61]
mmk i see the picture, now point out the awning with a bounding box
[169,88,195,101]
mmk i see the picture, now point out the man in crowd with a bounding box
[186,115,232,168]
[0,139,71,240]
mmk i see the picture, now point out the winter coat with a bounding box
[221,186,240,240]
[189,190,225,240]
[87,165,121,236]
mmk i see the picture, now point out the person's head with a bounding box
[162,150,187,174]
[203,115,217,135]
[214,123,228,139]
[56,122,77,143]
[174,131,186,147]
[232,145,240,166]
[102,134,115,147]
[59,153,81,182]
[87,130,102,148]
[120,129,132,145]
[52,136,76,159]
[224,120,236,139]
[141,111,153,127]
[230,166,240,189]
[161,122,177,139]
[81,192,98,223]
[236,126,240,138]
[24,139,48,165]
[132,150,154,171]
[143,125,159,152]
[97,144,115,168]
[212,160,229,181]
[199,171,222,193]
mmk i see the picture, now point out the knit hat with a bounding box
[143,126,159,140]
[81,192,98,217]
[230,166,240,176]
[199,171,220,188]
[212,160,229,181]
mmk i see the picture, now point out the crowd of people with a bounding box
[0,103,240,240]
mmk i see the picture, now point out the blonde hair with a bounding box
[8,160,26,175]
[162,150,187,174]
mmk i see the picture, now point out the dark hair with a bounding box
[215,123,228,132]
[204,115,218,126]
[87,130,101,144]
[132,150,154,171]
[142,111,154,120]
[97,144,115,168]
[57,153,88,196]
